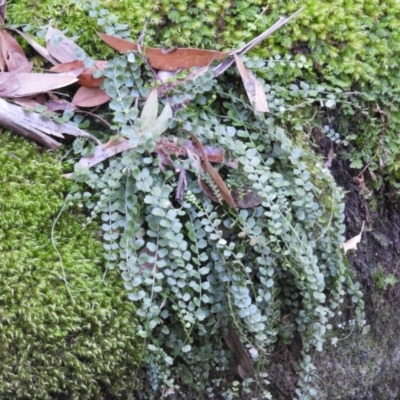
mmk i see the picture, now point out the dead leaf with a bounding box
[325,143,334,168]
[9,28,59,65]
[46,26,85,63]
[234,54,269,112]
[0,71,19,95]
[0,0,6,25]
[12,97,43,109]
[79,138,135,168]
[72,86,111,108]
[223,323,253,379]
[97,32,228,71]
[369,168,377,181]
[0,30,32,72]
[186,130,237,211]
[342,221,365,254]
[46,98,76,112]
[78,61,107,87]
[50,60,85,74]
[232,187,262,208]
[0,72,77,97]
[155,137,225,164]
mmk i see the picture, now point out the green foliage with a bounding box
[11,0,400,184]
[69,46,364,397]
[0,133,142,399]
[372,264,397,291]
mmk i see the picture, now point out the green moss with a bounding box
[0,133,142,399]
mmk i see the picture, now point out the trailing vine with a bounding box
[66,46,365,398]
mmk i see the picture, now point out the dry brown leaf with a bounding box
[46,27,84,63]
[232,187,262,208]
[0,30,32,72]
[12,97,43,109]
[9,28,59,65]
[0,71,19,95]
[325,143,334,168]
[187,130,237,211]
[50,60,85,74]
[97,32,228,71]
[0,72,77,97]
[79,138,135,168]
[369,168,377,181]
[77,61,107,87]
[0,0,6,25]
[342,221,365,254]
[72,86,110,108]
[46,98,76,112]
[156,136,225,164]
[234,54,269,113]
[223,323,253,379]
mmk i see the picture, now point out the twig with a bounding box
[213,7,304,76]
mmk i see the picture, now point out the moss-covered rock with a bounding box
[0,133,142,399]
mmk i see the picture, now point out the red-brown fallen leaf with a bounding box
[77,61,107,88]
[50,60,85,74]
[0,30,32,72]
[46,26,84,63]
[50,60,106,87]
[234,54,269,113]
[72,86,110,107]
[0,72,77,97]
[97,32,228,71]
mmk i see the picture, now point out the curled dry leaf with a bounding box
[72,86,111,108]
[369,168,377,181]
[9,28,59,65]
[97,32,228,71]
[234,54,269,113]
[46,26,84,63]
[325,143,335,168]
[0,30,32,72]
[342,221,365,254]
[186,130,237,211]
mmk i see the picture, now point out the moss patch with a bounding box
[0,133,142,399]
